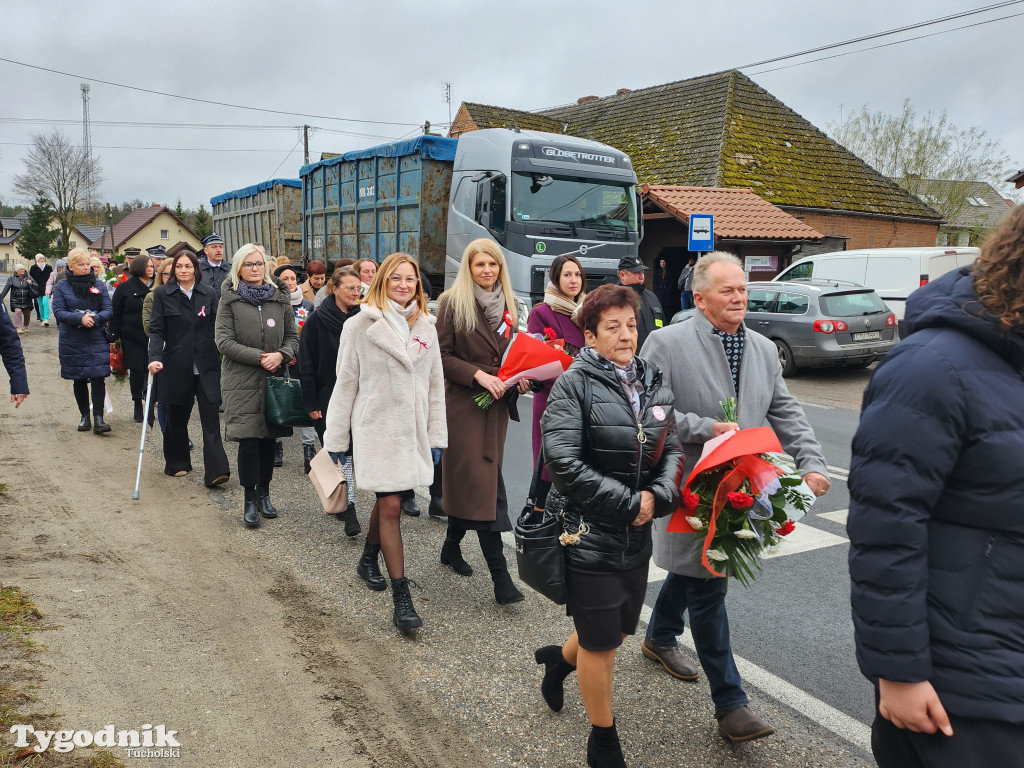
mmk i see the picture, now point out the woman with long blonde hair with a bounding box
[435,238,528,605]
[324,252,446,632]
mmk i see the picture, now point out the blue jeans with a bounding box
[646,572,748,712]
[680,290,694,310]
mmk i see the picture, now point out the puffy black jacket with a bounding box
[542,350,683,572]
[848,266,1024,724]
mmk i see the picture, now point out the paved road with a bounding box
[498,367,876,751]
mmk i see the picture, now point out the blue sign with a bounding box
[688,213,714,252]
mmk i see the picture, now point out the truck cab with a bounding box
[445,129,641,305]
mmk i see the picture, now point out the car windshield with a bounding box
[511,173,638,231]
[821,291,889,317]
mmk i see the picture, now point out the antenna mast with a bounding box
[81,83,93,214]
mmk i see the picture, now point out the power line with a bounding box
[267,138,304,180]
[0,55,423,127]
[739,0,1023,69]
[0,141,306,153]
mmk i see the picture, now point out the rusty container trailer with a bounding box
[300,136,456,287]
[210,179,303,264]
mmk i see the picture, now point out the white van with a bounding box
[773,247,979,326]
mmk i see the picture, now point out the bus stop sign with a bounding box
[688,214,714,252]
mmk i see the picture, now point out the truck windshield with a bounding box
[511,173,637,231]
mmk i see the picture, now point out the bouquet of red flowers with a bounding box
[473,331,574,409]
[667,422,813,586]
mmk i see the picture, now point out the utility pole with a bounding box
[444,81,452,130]
[81,83,93,215]
[303,124,310,166]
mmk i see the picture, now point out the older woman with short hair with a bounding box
[2,263,38,334]
[300,259,327,303]
[216,244,298,528]
[51,249,113,433]
[536,283,683,768]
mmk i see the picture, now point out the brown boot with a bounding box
[716,706,774,742]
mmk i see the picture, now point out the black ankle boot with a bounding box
[391,577,423,632]
[256,484,277,518]
[93,413,111,435]
[273,439,284,467]
[428,495,446,518]
[587,721,627,768]
[479,532,524,604]
[133,399,144,423]
[342,502,360,538]
[440,536,473,576]
[357,542,387,591]
[243,487,260,528]
[303,443,316,474]
[535,645,576,712]
[77,413,91,432]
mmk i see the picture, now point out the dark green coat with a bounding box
[215,278,298,441]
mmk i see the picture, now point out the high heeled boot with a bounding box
[586,720,627,768]
[256,484,278,518]
[391,577,423,633]
[356,542,387,591]
[243,487,261,528]
[479,531,524,604]
[534,645,576,712]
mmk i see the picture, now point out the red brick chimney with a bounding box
[577,95,599,104]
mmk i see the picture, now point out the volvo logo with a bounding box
[578,245,589,255]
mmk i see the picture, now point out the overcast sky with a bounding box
[2,0,1021,213]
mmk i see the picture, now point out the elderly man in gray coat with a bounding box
[639,251,830,743]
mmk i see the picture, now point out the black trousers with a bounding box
[128,368,147,402]
[73,378,105,416]
[872,691,1024,768]
[237,437,275,488]
[163,376,229,485]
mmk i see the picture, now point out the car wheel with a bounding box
[774,339,798,377]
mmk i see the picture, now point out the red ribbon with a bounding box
[501,310,514,338]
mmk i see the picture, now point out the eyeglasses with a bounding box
[241,262,263,270]
[387,276,419,286]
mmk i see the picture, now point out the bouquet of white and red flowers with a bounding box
[473,330,574,409]
[666,401,814,586]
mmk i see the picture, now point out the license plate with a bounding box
[852,331,881,341]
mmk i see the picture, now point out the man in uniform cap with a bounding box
[146,245,167,264]
[616,254,665,350]
[199,233,229,294]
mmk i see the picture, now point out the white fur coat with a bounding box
[323,304,447,492]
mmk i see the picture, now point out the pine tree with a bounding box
[193,204,213,239]
[16,194,59,260]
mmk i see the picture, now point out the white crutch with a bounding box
[132,371,155,500]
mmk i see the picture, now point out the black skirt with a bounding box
[565,563,649,652]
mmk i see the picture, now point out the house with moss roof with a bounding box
[450,70,942,275]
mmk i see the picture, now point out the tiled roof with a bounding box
[458,102,565,134]
[75,225,105,244]
[643,184,824,241]
[1,217,26,232]
[530,70,939,220]
[89,206,195,250]
[912,178,1014,230]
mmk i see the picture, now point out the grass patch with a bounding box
[0,482,7,495]
[0,585,44,652]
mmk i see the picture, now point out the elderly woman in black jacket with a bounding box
[147,250,230,486]
[299,266,362,533]
[537,284,683,768]
[111,254,155,423]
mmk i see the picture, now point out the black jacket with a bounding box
[298,298,359,415]
[147,280,221,406]
[110,276,151,370]
[0,303,28,395]
[542,351,683,572]
[618,281,665,351]
[849,267,1024,723]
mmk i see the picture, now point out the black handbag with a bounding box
[514,450,567,605]
[265,367,314,427]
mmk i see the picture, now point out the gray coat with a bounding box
[641,310,828,578]
[215,278,299,441]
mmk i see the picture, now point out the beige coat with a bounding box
[323,304,447,493]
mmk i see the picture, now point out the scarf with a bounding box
[236,280,277,307]
[318,294,355,336]
[712,323,746,393]
[382,299,416,344]
[473,282,507,332]
[543,282,584,325]
[582,347,645,419]
[289,287,303,306]
[67,270,102,305]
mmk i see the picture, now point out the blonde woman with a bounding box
[324,253,447,632]
[435,238,529,605]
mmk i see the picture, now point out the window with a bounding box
[746,288,777,313]
[966,196,990,207]
[160,230,169,240]
[821,291,888,317]
[784,261,814,280]
[775,292,809,315]
[510,173,638,232]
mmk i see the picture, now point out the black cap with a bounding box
[617,255,648,272]
[146,245,167,258]
[202,232,224,246]
[123,247,141,257]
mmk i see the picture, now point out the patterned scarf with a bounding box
[712,323,746,393]
[543,282,584,322]
[582,347,645,418]
[236,280,277,307]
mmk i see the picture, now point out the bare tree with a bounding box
[827,99,1012,225]
[12,130,102,253]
